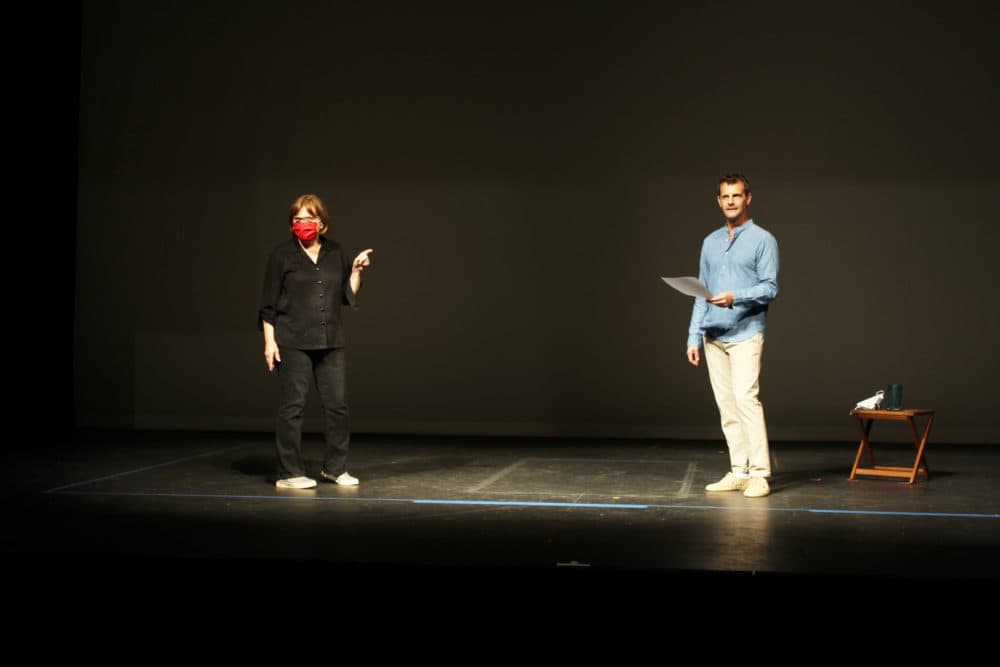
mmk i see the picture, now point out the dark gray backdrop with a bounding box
[73,1,1000,443]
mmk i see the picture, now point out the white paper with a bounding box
[660,276,712,299]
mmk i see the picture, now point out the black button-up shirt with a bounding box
[257,237,358,350]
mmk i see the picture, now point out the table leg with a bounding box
[850,417,875,480]
[907,414,934,483]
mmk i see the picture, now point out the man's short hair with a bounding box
[718,173,751,195]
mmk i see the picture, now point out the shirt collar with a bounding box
[721,218,754,238]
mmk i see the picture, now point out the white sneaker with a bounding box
[275,476,317,489]
[743,477,771,498]
[705,472,749,492]
[322,470,359,486]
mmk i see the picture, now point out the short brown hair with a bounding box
[288,193,330,236]
[718,173,751,196]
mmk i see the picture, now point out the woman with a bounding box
[258,193,373,489]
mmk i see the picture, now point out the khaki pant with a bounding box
[704,332,771,478]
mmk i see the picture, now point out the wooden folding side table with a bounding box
[849,408,934,484]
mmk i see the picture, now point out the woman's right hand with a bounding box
[264,341,281,372]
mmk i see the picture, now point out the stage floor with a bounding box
[5,429,997,589]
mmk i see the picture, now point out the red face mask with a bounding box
[292,220,319,242]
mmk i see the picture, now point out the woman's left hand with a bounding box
[353,248,374,272]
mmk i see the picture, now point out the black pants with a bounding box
[275,347,350,479]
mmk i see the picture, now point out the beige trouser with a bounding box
[703,332,771,478]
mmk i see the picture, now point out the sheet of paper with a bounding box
[660,276,712,299]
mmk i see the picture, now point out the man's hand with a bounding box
[707,291,734,308]
[686,345,701,366]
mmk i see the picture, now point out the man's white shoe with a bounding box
[743,477,771,498]
[705,472,749,492]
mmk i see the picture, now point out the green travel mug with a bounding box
[885,384,903,410]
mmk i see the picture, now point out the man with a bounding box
[686,173,779,498]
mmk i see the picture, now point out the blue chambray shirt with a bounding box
[687,219,779,347]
